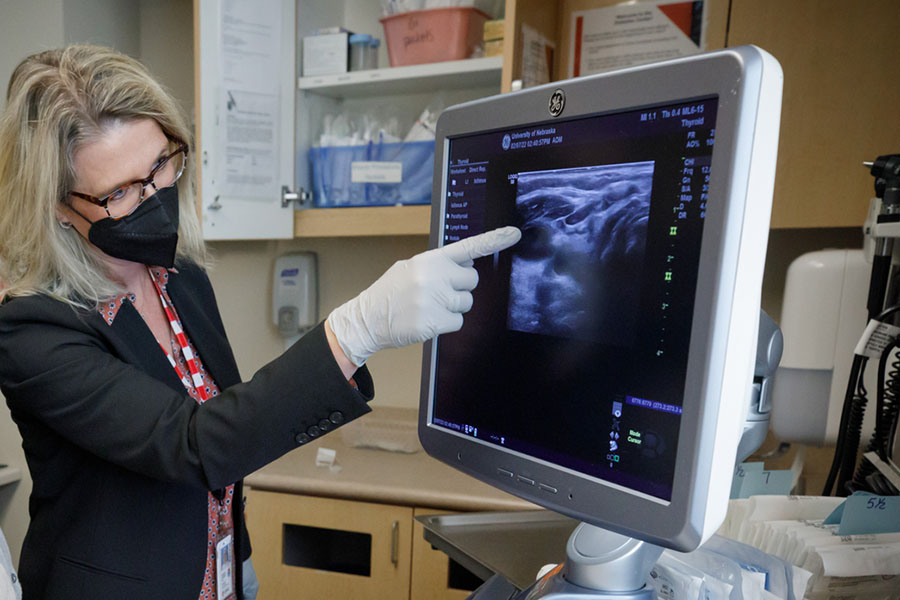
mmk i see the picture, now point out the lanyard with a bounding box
[148,268,210,403]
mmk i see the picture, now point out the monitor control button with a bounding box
[539,483,558,494]
[497,468,514,478]
[517,476,535,486]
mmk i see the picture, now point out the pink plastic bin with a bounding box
[380,7,490,67]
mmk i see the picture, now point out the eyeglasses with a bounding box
[68,140,188,220]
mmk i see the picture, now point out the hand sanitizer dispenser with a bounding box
[272,252,317,338]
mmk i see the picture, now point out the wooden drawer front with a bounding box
[247,489,413,600]
[411,509,483,600]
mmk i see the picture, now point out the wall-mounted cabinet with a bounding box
[195,0,900,238]
[195,0,502,240]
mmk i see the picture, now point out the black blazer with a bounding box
[0,262,373,599]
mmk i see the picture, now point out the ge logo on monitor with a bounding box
[502,134,511,150]
[549,89,566,117]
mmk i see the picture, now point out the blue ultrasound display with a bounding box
[432,97,718,501]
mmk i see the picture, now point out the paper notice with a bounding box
[520,24,555,89]
[569,0,706,78]
[219,0,281,199]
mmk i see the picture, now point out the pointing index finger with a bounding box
[440,226,522,264]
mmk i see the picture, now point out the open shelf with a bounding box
[293,205,431,237]
[299,56,502,98]
[0,465,22,487]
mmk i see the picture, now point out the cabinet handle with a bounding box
[390,520,399,566]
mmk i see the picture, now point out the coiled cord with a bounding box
[850,339,900,493]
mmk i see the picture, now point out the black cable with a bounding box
[868,255,894,319]
[838,361,870,494]
[851,338,899,491]
[822,299,900,495]
[883,335,900,460]
[876,303,900,322]
[823,354,865,495]
[874,304,900,461]
[889,400,900,460]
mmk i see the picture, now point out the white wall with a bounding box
[138,0,194,117]
[63,0,140,56]
[0,0,66,566]
[0,0,64,111]
[207,235,430,408]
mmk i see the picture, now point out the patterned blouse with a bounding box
[98,266,234,600]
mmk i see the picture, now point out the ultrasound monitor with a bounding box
[419,46,783,555]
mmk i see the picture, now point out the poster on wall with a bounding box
[218,0,281,199]
[568,0,706,78]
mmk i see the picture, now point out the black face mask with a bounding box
[79,185,181,268]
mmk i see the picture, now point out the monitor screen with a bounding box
[433,96,718,503]
[419,46,782,551]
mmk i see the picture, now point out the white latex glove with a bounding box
[328,226,522,367]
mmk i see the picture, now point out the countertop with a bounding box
[245,408,536,512]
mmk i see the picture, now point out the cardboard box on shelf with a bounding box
[484,39,504,57]
[483,18,504,42]
[302,32,349,77]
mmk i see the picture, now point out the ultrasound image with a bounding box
[508,161,654,346]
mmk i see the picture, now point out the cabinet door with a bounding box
[410,509,483,600]
[728,0,900,229]
[246,489,413,600]
[194,0,296,239]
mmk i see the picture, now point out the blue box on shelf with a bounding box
[309,140,435,207]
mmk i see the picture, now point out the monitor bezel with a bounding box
[419,46,775,551]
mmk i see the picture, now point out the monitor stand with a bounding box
[510,523,663,599]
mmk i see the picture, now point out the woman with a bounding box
[0,45,519,599]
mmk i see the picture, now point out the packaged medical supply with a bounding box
[721,496,844,544]
[649,552,708,599]
[673,547,743,599]
[703,535,793,599]
[717,497,900,599]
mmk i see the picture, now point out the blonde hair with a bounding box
[0,45,208,308]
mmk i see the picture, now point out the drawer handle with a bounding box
[390,520,399,566]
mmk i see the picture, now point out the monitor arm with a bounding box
[737,310,783,462]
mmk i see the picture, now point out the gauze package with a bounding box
[731,497,843,545]
[650,552,708,600]
[669,547,740,600]
[703,535,792,599]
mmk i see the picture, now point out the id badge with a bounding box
[215,534,235,600]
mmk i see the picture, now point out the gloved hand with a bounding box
[327,226,522,367]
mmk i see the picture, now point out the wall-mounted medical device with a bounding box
[272,252,317,337]
[771,249,875,446]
